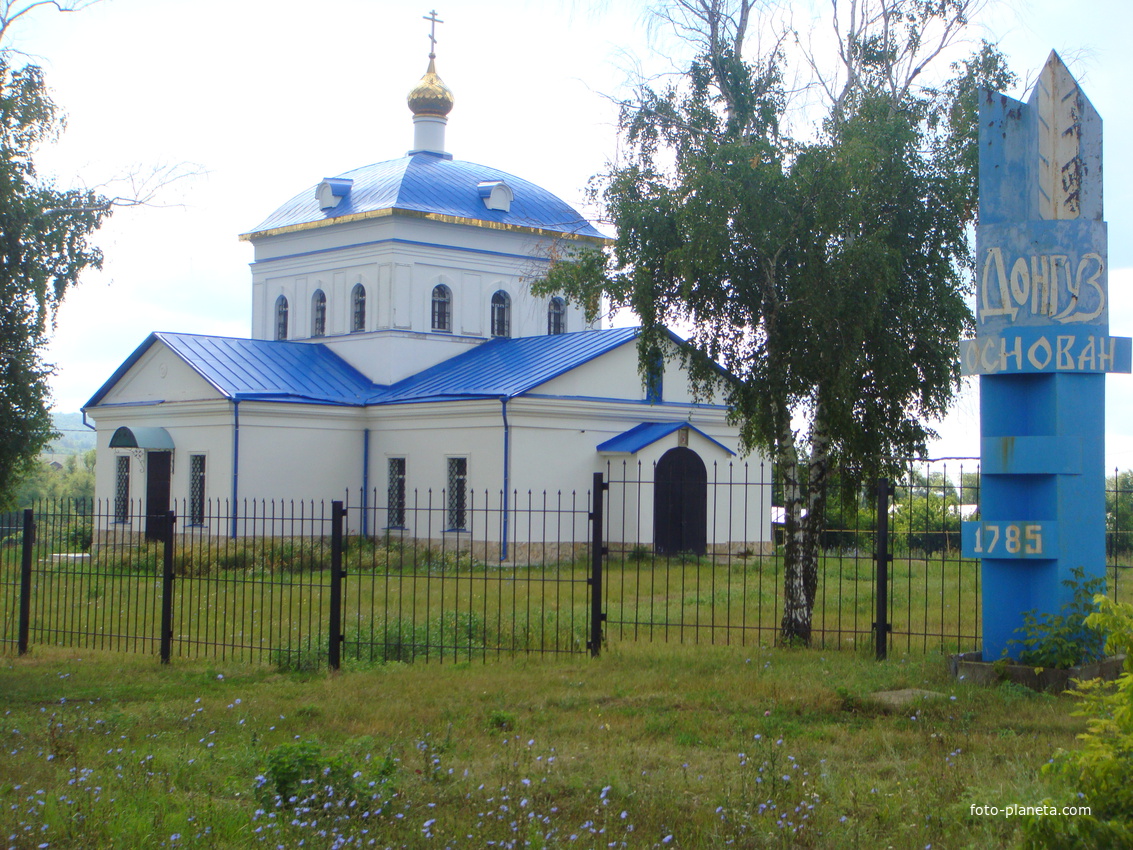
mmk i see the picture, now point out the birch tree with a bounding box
[540,0,1014,643]
[0,1,110,505]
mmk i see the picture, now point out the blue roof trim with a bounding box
[369,327,641,404]
[246,154,607,240]
[253,236,554,268]
[83,333,376,410]
[521,392,729,410]
[597,422,735,456]
[84,334,163,410]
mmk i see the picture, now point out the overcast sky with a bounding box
[8,0,1133,467]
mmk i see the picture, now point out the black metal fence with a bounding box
[600,458,987,654]
[0,489,595,667]
[2,460,1130,666]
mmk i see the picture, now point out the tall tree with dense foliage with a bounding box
[0,1,112,507]
[539,0,1014,642]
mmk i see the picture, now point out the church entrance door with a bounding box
[653,447,707,556]
[145,451,172,541]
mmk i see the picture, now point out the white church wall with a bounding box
[391,262,413,329]
[234,404,367,508]
[317,330,483,386]
[598,434,771,553]
[98,343,222,406]
[88,400,236,534]
[497,396,768,551]
[367,400,503,494]
[247,213,589,346]
[533,341,715,405]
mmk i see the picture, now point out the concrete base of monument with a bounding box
[949,651,1127,693]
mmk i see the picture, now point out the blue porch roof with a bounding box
[596,421,735,456]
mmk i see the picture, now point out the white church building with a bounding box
[83,45,769,557]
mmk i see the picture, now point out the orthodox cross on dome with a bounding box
[423,9,444,58]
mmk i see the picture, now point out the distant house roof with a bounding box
[596,421,734,456]
[243,152,608,242]
[84,327,652,411]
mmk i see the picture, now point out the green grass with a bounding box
[0,642,1091,848]
[4,539,1132,667]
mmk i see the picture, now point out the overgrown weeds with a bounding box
[0,643,1091,848]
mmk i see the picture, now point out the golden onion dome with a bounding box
[407,56,454,117]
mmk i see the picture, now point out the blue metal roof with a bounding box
[246,152,607,240]
[84,333,375,409]
[370,327,641,404]
[597,422,735,456]
[84,328,647,411]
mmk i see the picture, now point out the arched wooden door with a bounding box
[653,447,708,555]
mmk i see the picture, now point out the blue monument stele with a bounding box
[959,52,1132,659]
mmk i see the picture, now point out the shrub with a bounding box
[272,633,328,673]
[1007,567,1107,668]
[1022,596,1133,847]
[257,740,365,808]
[63,519,92,551]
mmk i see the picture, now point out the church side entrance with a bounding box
[145,451,172,541]
[653,446,707,556]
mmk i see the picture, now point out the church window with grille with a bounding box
[311,290,327,337]
[275,295,289,340]
[387,457,406,528]
[432,284,452,332]
[548,296,566,335]
[114,455,130,523]
[491,290,510,338]
[189,454,206,525]
[446,457,468,530]
[351,283,366,333]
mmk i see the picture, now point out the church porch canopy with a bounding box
[596,421,734,456]
[109,425,175,450]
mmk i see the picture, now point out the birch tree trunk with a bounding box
[778,426,810,644]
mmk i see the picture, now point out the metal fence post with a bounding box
[160,510,176,664]
[588,472,607,657]
[18,509,35,655]
[329,500,346,671]
[875,478,891,661]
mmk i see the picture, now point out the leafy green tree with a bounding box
[14,448,95,507]
[539,0,1014,642]
[892,469,963,555]
[0,3,112,508]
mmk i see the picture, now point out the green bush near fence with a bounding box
[76,536,504,578]
[274,606,590,673]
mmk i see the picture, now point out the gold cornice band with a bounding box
[239,207,611,245]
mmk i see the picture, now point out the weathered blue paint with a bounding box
[962,53,1130,659]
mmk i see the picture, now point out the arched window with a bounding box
[490,290,510,338]
[547,296,566,335]
[275,295,289,341]
[432,284,452,332]
[311,289,327,337]
[351,283,366,333]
